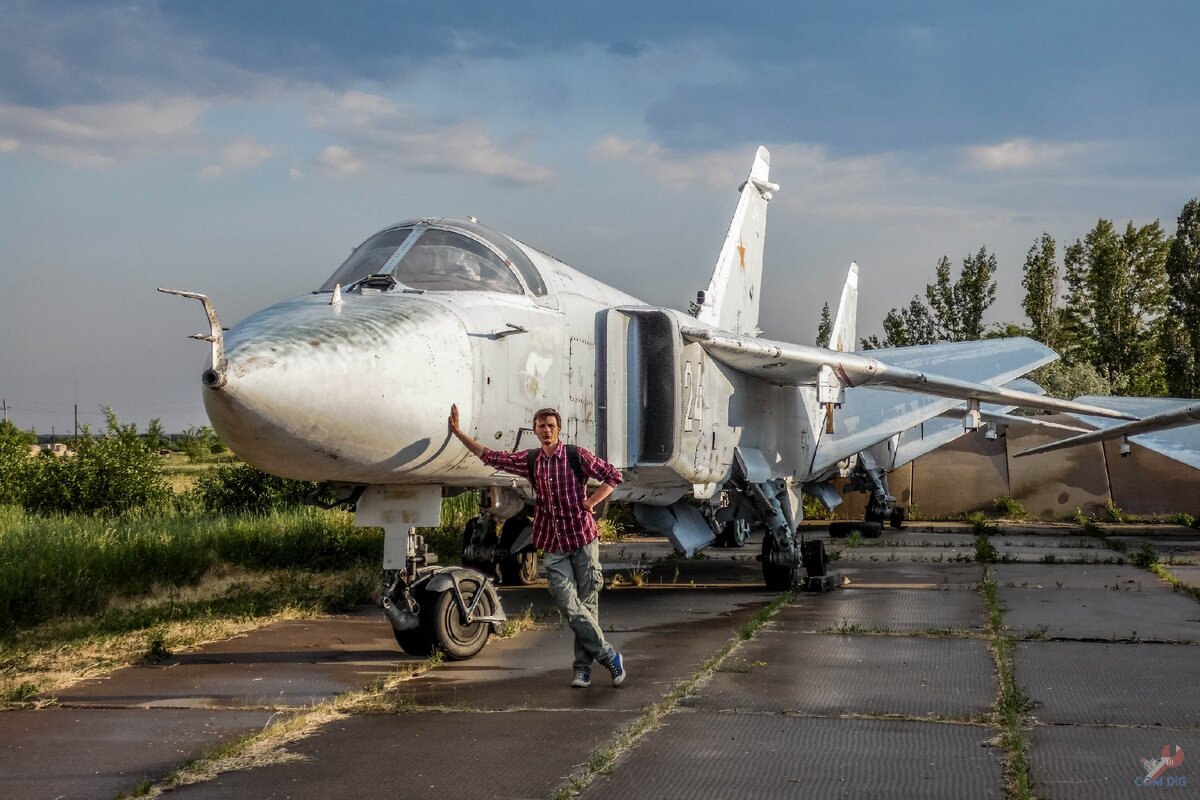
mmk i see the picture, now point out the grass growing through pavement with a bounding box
[551,590,795,800]
[980,571,1035,800]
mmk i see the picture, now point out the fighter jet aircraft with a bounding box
[161,146,1134,659]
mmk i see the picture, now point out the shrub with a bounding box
[0,420,37,506]
[993,496,1028,520]
[20,410,169,516]
[1170,512,1196,528]
[178,425,226,463]
[192,462,318,514]
[1104,500,1128,523]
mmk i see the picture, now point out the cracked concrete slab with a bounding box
[994,573,1200,642]
[687,632,994,719]
[1029,724,1198,799]
[988,563,1160,590]
[577,714,1004,800]
[832,560,983,590]
[389,590,771,711]
[773,587,988,634]
[54,610,406,710]
[162,710,639,800]
[0,707,279,800]
[1017,640,1200,727]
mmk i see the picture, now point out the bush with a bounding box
[20,410,169,516]
[0,421,37,506]
[193,462,319,514]
[178,425,226,463]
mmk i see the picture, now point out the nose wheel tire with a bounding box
[429,576,494,661]
[392,589,434,657]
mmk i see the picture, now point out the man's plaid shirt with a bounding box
[480,442,623,554]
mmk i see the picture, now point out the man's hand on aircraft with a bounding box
[448,404,486,457]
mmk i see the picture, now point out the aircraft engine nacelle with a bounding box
[601,307,738,499]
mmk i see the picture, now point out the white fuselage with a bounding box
[203,241,647,488]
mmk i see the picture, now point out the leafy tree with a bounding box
[948,247,998,341]
[142,418,169,452]
[1026,361,1112,400]
[1164,198,1200,397]
[178,425,227,462]
[816,302,832,347]
[0,420,38,506]
[1060,219,1170,394]
[862,248,997,347]
[1021,233,1060,349]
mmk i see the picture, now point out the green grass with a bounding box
[0,505,382,635]
[981,572,1035,800]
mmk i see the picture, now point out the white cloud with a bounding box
[964,138,1090,171]
[0,98,207,166]
[198,136,274,179]
[589,135,747,189]
[289,167,305,181]
[315,144,361,175]
[308,91,554,185]
[0,137,19,153]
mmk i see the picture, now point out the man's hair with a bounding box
[533,407,562,428]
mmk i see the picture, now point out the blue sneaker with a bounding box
[605,652,626,686]
[570,669,591,688]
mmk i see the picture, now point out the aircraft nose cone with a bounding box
[204,294,472,481]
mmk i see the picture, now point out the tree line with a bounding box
[829,197,1200,399]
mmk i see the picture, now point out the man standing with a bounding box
[448,404,626,688]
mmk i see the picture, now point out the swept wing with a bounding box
[1014,396,1200,469]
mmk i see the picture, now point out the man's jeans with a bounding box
[543,540,615,672]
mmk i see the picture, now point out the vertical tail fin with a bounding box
[830,261,859,352]
[695,146,777,335]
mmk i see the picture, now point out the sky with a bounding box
[1,1,1198,434]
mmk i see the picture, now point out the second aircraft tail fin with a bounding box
[694,146,777,335]
[829,261,859,352]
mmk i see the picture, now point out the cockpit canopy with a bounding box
[319,218,546,296]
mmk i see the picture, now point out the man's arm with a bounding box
[584,482,615,514]
[449,405,531,476]
[576,447,622,515]
[448,404,486,457]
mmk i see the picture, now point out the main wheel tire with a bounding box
[461,518,498,578]
[761,534,796,591]
[828,520,884,539]
[890,507,907,530]
[499,550,539,585]
[719,518,750,548]
[800,539,828,577]
[429,576,493,660]
[498,519,539,585]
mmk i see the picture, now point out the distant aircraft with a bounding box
[1014,396,1200,470]
[161,146,1134,658]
